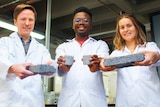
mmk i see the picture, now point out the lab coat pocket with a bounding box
[9,52,16,62]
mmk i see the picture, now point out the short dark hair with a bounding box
[13,4,37,20]
[73,7,92,20]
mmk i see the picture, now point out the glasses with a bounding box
[73,18,90,23]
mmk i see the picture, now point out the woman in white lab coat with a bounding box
[100,13,160,107]
[0,4,54,107]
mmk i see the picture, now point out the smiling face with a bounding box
[14,9,35,38]
[118,18,137,43]
[72,12,92,38]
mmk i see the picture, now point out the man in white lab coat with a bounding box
[56,7,109,107]
[0,4,55,107]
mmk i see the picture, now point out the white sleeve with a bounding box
[146,42,160,66]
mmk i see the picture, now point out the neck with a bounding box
[18,33,30,43]
[126,41,137,53]
[75,36,89,46]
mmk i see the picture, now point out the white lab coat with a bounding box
[111,42,160,107]
[55,37,109,107]
[0,32,52,107]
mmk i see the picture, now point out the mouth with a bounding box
[23,26,31,30]
[124,32,131,36]
[78,25,86,31]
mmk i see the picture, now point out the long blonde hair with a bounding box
[113,13,146,50]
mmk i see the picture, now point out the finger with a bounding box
[24,69,35,75]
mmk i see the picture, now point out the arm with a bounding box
[55,43,71,76]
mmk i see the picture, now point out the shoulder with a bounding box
[146,42,158,46]
[31,37,41,44]
[95,39,109,50]
[0,36,9,41]
[145,42,159,49]
[97,39,108,45]
[57,39,74,47]
[31,37,48,49]
[89,37,108,45]
[0,33,15,43]
[145,42,160,52]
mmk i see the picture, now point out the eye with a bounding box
[83,18,90,22]
[74,18,81,22]
[20,18,26,21]
[29,18,34,22]
[119,26,124,30]
[127,24,132,28]
[73,18,90,23]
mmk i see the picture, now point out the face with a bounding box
[14,9,35,37]
[72,12,92,37]
[119,18,137,42]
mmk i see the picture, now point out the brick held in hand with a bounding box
[103,54,145,68]
[64,55,74,65]
[27,64,56,74]
[83,55,91,65]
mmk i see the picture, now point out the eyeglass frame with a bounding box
[73,18,91,23]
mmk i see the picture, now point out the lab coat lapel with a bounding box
[27,37,39,55]
[10,32,38,57]
[9,32,26,62]
[11,33,26,55]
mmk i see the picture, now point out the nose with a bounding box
[79,21,84,24]
[25,19,30,25]
[124,26,128,31]
[78,19,84,24]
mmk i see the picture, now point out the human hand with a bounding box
[57,56,72,72]
[134,51,160,66]
[87,55,101,72]
[8,63,34,79]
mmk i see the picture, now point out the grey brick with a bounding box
[28,64,56,74]
[103,54,145,68]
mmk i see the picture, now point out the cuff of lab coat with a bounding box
[0,62,14,81]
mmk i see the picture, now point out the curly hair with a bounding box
[73,6,92,21]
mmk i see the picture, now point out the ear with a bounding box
[13,19,17,26]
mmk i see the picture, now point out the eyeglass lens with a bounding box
[74,18,90,22]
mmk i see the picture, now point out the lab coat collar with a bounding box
[66,37,96,42]
[9,32,39,56]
